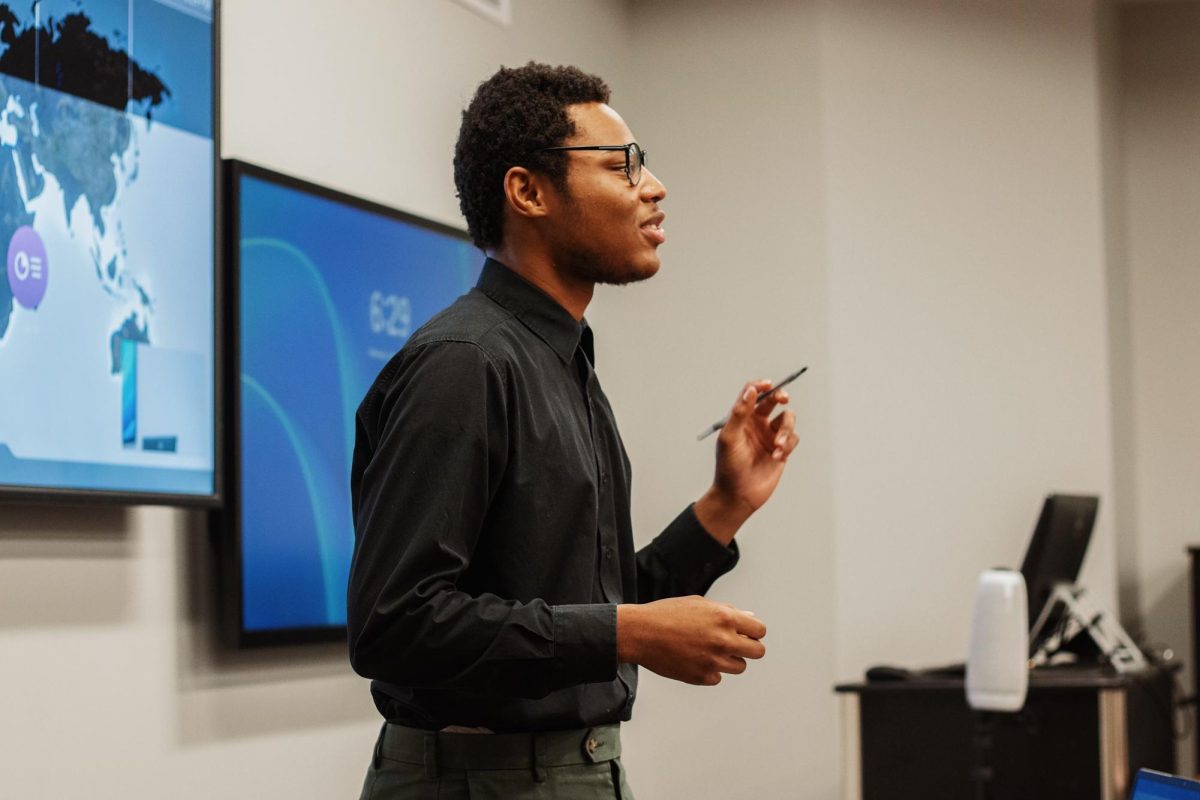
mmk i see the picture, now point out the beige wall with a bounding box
[1112,0,1200,773]
[819,0,1120,678]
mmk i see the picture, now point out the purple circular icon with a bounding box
[7,225,48,310]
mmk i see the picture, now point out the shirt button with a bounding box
[586,737,600,754]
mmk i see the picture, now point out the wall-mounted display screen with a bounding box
[0,0,217,502]
[223,160,480,645]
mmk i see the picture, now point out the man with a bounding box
[348,62,799,799]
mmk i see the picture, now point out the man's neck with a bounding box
[488,247,593,321]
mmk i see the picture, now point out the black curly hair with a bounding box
[454,62,611,249]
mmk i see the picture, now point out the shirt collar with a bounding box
[476,258,590,365]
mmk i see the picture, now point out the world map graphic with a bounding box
[0,3,169,370]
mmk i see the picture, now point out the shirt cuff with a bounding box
[652,503,740,592]
[551,603,618,686]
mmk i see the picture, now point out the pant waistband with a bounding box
[378,722,621,774]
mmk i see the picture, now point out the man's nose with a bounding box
[641,168,667,203]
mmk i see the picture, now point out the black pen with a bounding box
[696,367,808,441]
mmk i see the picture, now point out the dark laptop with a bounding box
[1131,769,1200,799]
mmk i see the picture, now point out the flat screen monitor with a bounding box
[1131,769,1200,800]
[222,160,481,645]
[1019,493,1099,630]
[0,0,218,503]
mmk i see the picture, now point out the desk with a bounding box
[835,666,1175,800]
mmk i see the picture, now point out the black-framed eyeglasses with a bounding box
[536,142,647,186]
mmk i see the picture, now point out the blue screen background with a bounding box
[238,173,480,632]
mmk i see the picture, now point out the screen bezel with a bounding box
[218,158,475,647]
[0,1,223,508]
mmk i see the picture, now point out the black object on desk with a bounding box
[835,666,1175,800]
[1021,495,1098,647]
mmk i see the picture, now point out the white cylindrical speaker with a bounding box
[966,568,1029,713]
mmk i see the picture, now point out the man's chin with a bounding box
[560,248,661,286]
[597,258,660,287]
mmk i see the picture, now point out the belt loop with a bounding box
[531,732,547,783]
[423,732,439,780]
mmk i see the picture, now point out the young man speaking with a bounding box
[348,63,799,799]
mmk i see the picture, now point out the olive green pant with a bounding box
[359,722,634,799]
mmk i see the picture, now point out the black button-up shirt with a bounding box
[347,258,738,733]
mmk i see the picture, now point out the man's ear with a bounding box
[502,166,553,221]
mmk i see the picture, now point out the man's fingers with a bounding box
[732,610,767,639]
[729,380,772,422]
[769,409,796,435]
[728,635,767,661]
[717,656,749,675]
[754,388,790,418]
[768,410,799,459]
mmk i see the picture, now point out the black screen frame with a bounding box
[217,158,475,648]
[0,1,224,508]
[1019,493,1100,631]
